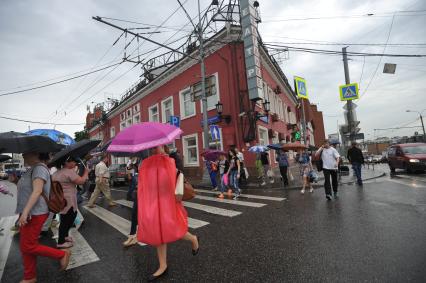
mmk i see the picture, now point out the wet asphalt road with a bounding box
[2,168,426,282]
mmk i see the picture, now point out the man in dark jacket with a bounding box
[347,142,364,185]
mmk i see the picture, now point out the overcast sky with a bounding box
[0,0,425,141]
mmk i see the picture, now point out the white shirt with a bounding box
[95,161,110,179]
[237,152,244,162]
[321,147,340,170]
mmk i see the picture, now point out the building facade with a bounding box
[86,26,324,178]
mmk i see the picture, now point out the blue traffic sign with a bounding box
[339,83,359,101]
[294,76,308,99]
[169,116,180,128]
[210,125,220,141]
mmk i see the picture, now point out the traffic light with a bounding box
[293,131,301,141]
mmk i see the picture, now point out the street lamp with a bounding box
[406,109,426,140]
[215,101,231,124]
[262,99,270,114]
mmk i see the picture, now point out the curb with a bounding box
[194,172,387,191]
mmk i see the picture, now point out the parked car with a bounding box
[0,170,8,180]
[387,143,426,173]
[109,164,128,186]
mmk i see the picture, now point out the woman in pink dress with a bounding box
[137,146,199,281]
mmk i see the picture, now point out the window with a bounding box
[120,113,125,121]
[126,108,132,118]
[182,134,199,166]
[149,104,159,122]
[133,114,140,124]
[200,74,220,110]
[120,121,126,131]
[133,104,140,113]
[258,126,269,146]
[161,96,174,123]
[110,127,116,138]
[179,88,195,119]
[126,118,132,127]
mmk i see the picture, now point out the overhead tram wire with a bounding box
[0,115,85,126]
[264,41,426,47]
[261,10,426,23]
[0,61,123,97]
[58,2,196,120]
[47,33,123,121]
[263,43,426,57]
[54,3,190,122]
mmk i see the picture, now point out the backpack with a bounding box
[315,151,323,172]
[33,164,67,213]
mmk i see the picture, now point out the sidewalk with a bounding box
[194,166,386,191]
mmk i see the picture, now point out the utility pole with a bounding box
[420,113,426,140]
[342,47,354,145]
[300,99,307,145]
[198,0,209,150]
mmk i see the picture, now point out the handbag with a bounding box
[175,171,196,201]
[223,173,229,186]
[175,171,184,200]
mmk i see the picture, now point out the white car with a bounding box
[0,171,8,180]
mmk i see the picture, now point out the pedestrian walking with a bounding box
[297,149,314,194]
[235,147,248,183]
[260,151,270,186]
[137,146,199,281]
[126,157,138,201]
[227,149,241,199]
[204,158,218,191]
[217,154,229,199]
[16,152,71,283]
[87,155,116,208]
[123,157,144,247]
[276,150,289,186]
[255,152,264,179]
[169,148,184,172]
[347,141,365,186]
[315,140,340,200]
[52,156,89,248]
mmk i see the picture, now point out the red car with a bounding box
[387,143,426,173]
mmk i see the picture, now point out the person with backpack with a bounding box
[276,150,289,186]
[16,151,71,283]
[52,156,89,248]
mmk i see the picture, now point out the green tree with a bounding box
[74,130,89,142]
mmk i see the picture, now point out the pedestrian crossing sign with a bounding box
[294,76,308,99]
[339,83,359,101]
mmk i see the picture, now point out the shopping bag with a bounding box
[223,173,229,186]
[244,167,249,179]
[74,208,84,230]
[175,171,184,200]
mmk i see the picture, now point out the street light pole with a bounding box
[342,47,354,145]
[198,0,209,150]
[407,109,426,140]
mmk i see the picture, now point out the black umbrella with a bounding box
[0,131,27,139]
[0,135,63,153]
[49,139,101,167]
[0,154,12,162]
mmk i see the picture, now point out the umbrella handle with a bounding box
[78,158,87,169]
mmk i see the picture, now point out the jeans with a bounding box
[127,175,136,200]
[352,162,362,184]
[219,173,227,193]
[210,171,218,188]
[130,194,138,235]
[323,169,338,196]
[20,214,65,280]
[58,208,77,244]
[230,170,240,193]
[279,166,289,185]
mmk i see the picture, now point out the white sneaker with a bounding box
[260,182,266,186]
[301,189,305,194]
[309,188,314,193]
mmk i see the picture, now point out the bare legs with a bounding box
[152,232,199,276]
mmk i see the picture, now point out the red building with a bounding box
[86,25,324,179]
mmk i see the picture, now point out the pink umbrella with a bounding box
[107,122,182,154]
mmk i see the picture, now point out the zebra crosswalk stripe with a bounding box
[194,195,266,207]
[182,201,241,217]
[83,205,146,246]
[0,215,18,282]
[195,189,286,201]
[114,200,209,229]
